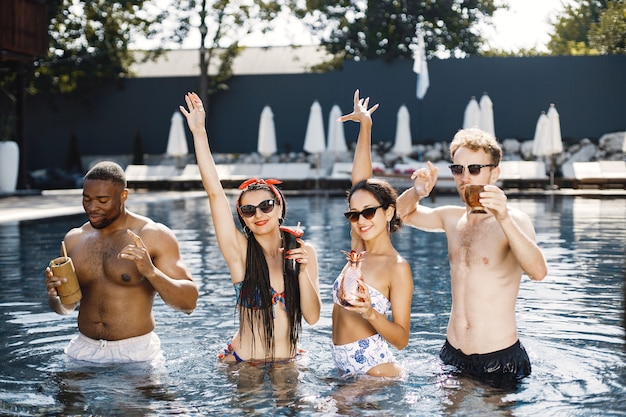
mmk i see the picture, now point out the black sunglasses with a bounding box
[239,199,276,218]
[448,164,496,176]
[344,206,383,222]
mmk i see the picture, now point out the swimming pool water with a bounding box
[0,194,624,416]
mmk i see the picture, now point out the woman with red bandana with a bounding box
[180,93,321,366]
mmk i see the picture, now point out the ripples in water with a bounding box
[0,194,624,416]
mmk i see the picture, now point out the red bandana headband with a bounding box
[238,178,283,205]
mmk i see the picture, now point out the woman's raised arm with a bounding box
[180,92,247,268]
[338,89,379,185]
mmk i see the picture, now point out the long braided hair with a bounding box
[235,179,302,360]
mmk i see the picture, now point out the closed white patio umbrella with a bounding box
[479,93,495,138]
[532,112,550,157]
[392,105,412,156]
[463,97,481,129]
[303,100,326,154]
[166,111,189,170]
[327,104,347,154]
[547,103,564,155]
[533,104,563,188]
[257,105,277,159]
[546,103,563,188]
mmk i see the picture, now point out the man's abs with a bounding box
[446,312,518,355]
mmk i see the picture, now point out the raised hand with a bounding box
[179,92,206,133]
[337,89,379,125]
[410,161,438,198]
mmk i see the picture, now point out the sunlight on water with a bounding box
[0,194,624,416]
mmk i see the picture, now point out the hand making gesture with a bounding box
[410,160,438,198]
[118,229,155,277]
[179,92,206,134]
[337,89,379,125]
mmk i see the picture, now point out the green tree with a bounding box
[289,0,498,64]
[34,0,178,94]
[481,47,550,58]
[4,0,281,102]
[588,0,626,54]
[547,0,611,55]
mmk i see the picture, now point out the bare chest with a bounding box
[450,216,506,268]
[72,232,146,287]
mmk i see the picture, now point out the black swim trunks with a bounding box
[439,339,531,389]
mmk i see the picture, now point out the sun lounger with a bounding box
[598,160,626,179]
[282,163,313,180]
[497,160,548,189]
[125,164,178,181]
[210,163,262,188]
[207,163,261,183]
[167,164,203,189]
[230,164,262,180]
[259,163,286,179]
[173,164,201,181]
[258,163,312,180]
[330,162,353,179]
[498,161,522,181]
[125,164,178,189]
[571,161,626,189]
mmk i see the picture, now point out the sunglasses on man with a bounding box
[448,164,496,176]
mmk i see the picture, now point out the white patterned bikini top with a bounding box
[332,273,391,315]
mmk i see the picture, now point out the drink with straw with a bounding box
[49,241,82,304]
[281,222,304,275]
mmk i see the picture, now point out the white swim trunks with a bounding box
[64,332,164,364]
[331,333,397,377]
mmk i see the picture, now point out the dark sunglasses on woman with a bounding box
[448,164,496,176]
[239,199,276,218]
[344,206,383,222]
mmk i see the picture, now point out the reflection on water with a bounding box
[0,194,625,416]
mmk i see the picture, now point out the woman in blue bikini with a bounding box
[180,92,321,364]
[332,90,414,377]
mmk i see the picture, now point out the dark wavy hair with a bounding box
[347,178,402,233]
[235,181,302,361]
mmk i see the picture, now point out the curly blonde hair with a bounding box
[449,128,502,166]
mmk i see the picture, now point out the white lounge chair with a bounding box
[125,164,178,188]
[330,162,353,179]
[281,163,312,180]
[173,164,201,181]
[497,160,548,189]
[572,161,626,189]
[259,163,286,179]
